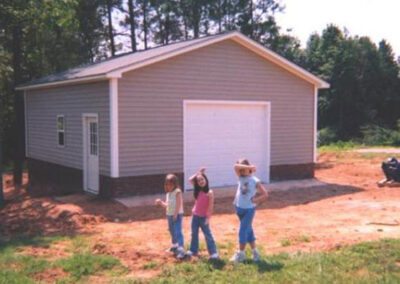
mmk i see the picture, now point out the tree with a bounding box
[127,0,138,51]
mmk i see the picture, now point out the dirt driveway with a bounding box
[1,151,400,278]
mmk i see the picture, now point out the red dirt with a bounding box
[1,152,400,281]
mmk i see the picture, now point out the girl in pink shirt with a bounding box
[185,168,218,259]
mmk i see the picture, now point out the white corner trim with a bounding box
[109,78,119,178]
[24,91,28,157]
[313,87,318,163]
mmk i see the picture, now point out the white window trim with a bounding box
[57,115,66,148]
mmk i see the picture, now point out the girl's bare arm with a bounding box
[155,198,167,208]
[252,183,268,205]
[189,167,206,185]
[207,190,214,217]
[233,164,257,176]
[173,191,182,220]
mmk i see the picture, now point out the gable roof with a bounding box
[17,31,329,91]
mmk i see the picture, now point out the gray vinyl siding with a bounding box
[118,39,314,177]
[25,81,110,176]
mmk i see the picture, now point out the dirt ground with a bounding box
[1,151,400,280]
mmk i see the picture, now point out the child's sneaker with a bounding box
[165,245,178,253]
[252,249,261,261]
[209,253,219,260]
[184,250,194,258]
[229,251,245,263]
[176,247,185,259]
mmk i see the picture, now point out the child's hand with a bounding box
[173,214,178,222]
[155,199,162,206]
[199,167,206,174]
[251,165,257,172]
[205,217,210,225]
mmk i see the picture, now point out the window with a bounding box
[57,115,65,146]
[89,122,98,155]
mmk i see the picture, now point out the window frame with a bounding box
[57,115,66,147]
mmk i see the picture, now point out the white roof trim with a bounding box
[16,74,110,91]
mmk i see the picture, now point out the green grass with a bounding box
[295,235,311,243]
[56,253,120,281]
[3,236,400,283]
[142,261,159,270]
[318,141,362,153]
[280,239,292,247]
[150,239,400,284]
[0,236,125,283]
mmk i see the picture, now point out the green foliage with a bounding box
[361,123,400,146]
[307,24,400,142]
[318,127,338,146]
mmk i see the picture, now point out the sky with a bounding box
[275,0,400,58]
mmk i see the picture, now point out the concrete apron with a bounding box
[114,179,326,208]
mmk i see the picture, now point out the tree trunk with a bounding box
[0,93,4,204]
[249,0,253,38]
[218,0,222,33]
[192,1,200,38]
[165,6,170,45]
[12,24,24,189]
[128,0,137,52]
[142,0,148,49]
[106,0,116,56]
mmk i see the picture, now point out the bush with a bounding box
[361,124,400,146]
[318,127,337,146]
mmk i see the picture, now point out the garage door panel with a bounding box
[184,101,270,190]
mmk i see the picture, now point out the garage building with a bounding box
[17,31,329,197]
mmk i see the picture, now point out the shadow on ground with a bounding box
[73,182,364,222]
[0,179,363,239]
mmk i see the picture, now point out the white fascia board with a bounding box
[16,75,109,91]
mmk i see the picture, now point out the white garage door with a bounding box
[184,101,270,190]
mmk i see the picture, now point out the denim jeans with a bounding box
[167,213,184,247]
[190,215,217,255]
[235,206,256,245]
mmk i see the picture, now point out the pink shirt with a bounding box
[192,191,210,217]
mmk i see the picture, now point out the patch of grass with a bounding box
[56,253,120,281]
[151,239,400,283]
[319,141,362,153]
[295,235,311,243]
[280,239,292,247]
[143,261,159,270]
[0,235,127,283]
[0,269,36,284]
[0,238,52,283]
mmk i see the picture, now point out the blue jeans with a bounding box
[167,214,184,247]
[190,215,217,255]
[235,206,256,245]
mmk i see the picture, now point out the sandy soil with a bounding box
[1,152,400,281]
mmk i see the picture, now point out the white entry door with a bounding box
[84,116,99,194]
[184,101,270,190]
